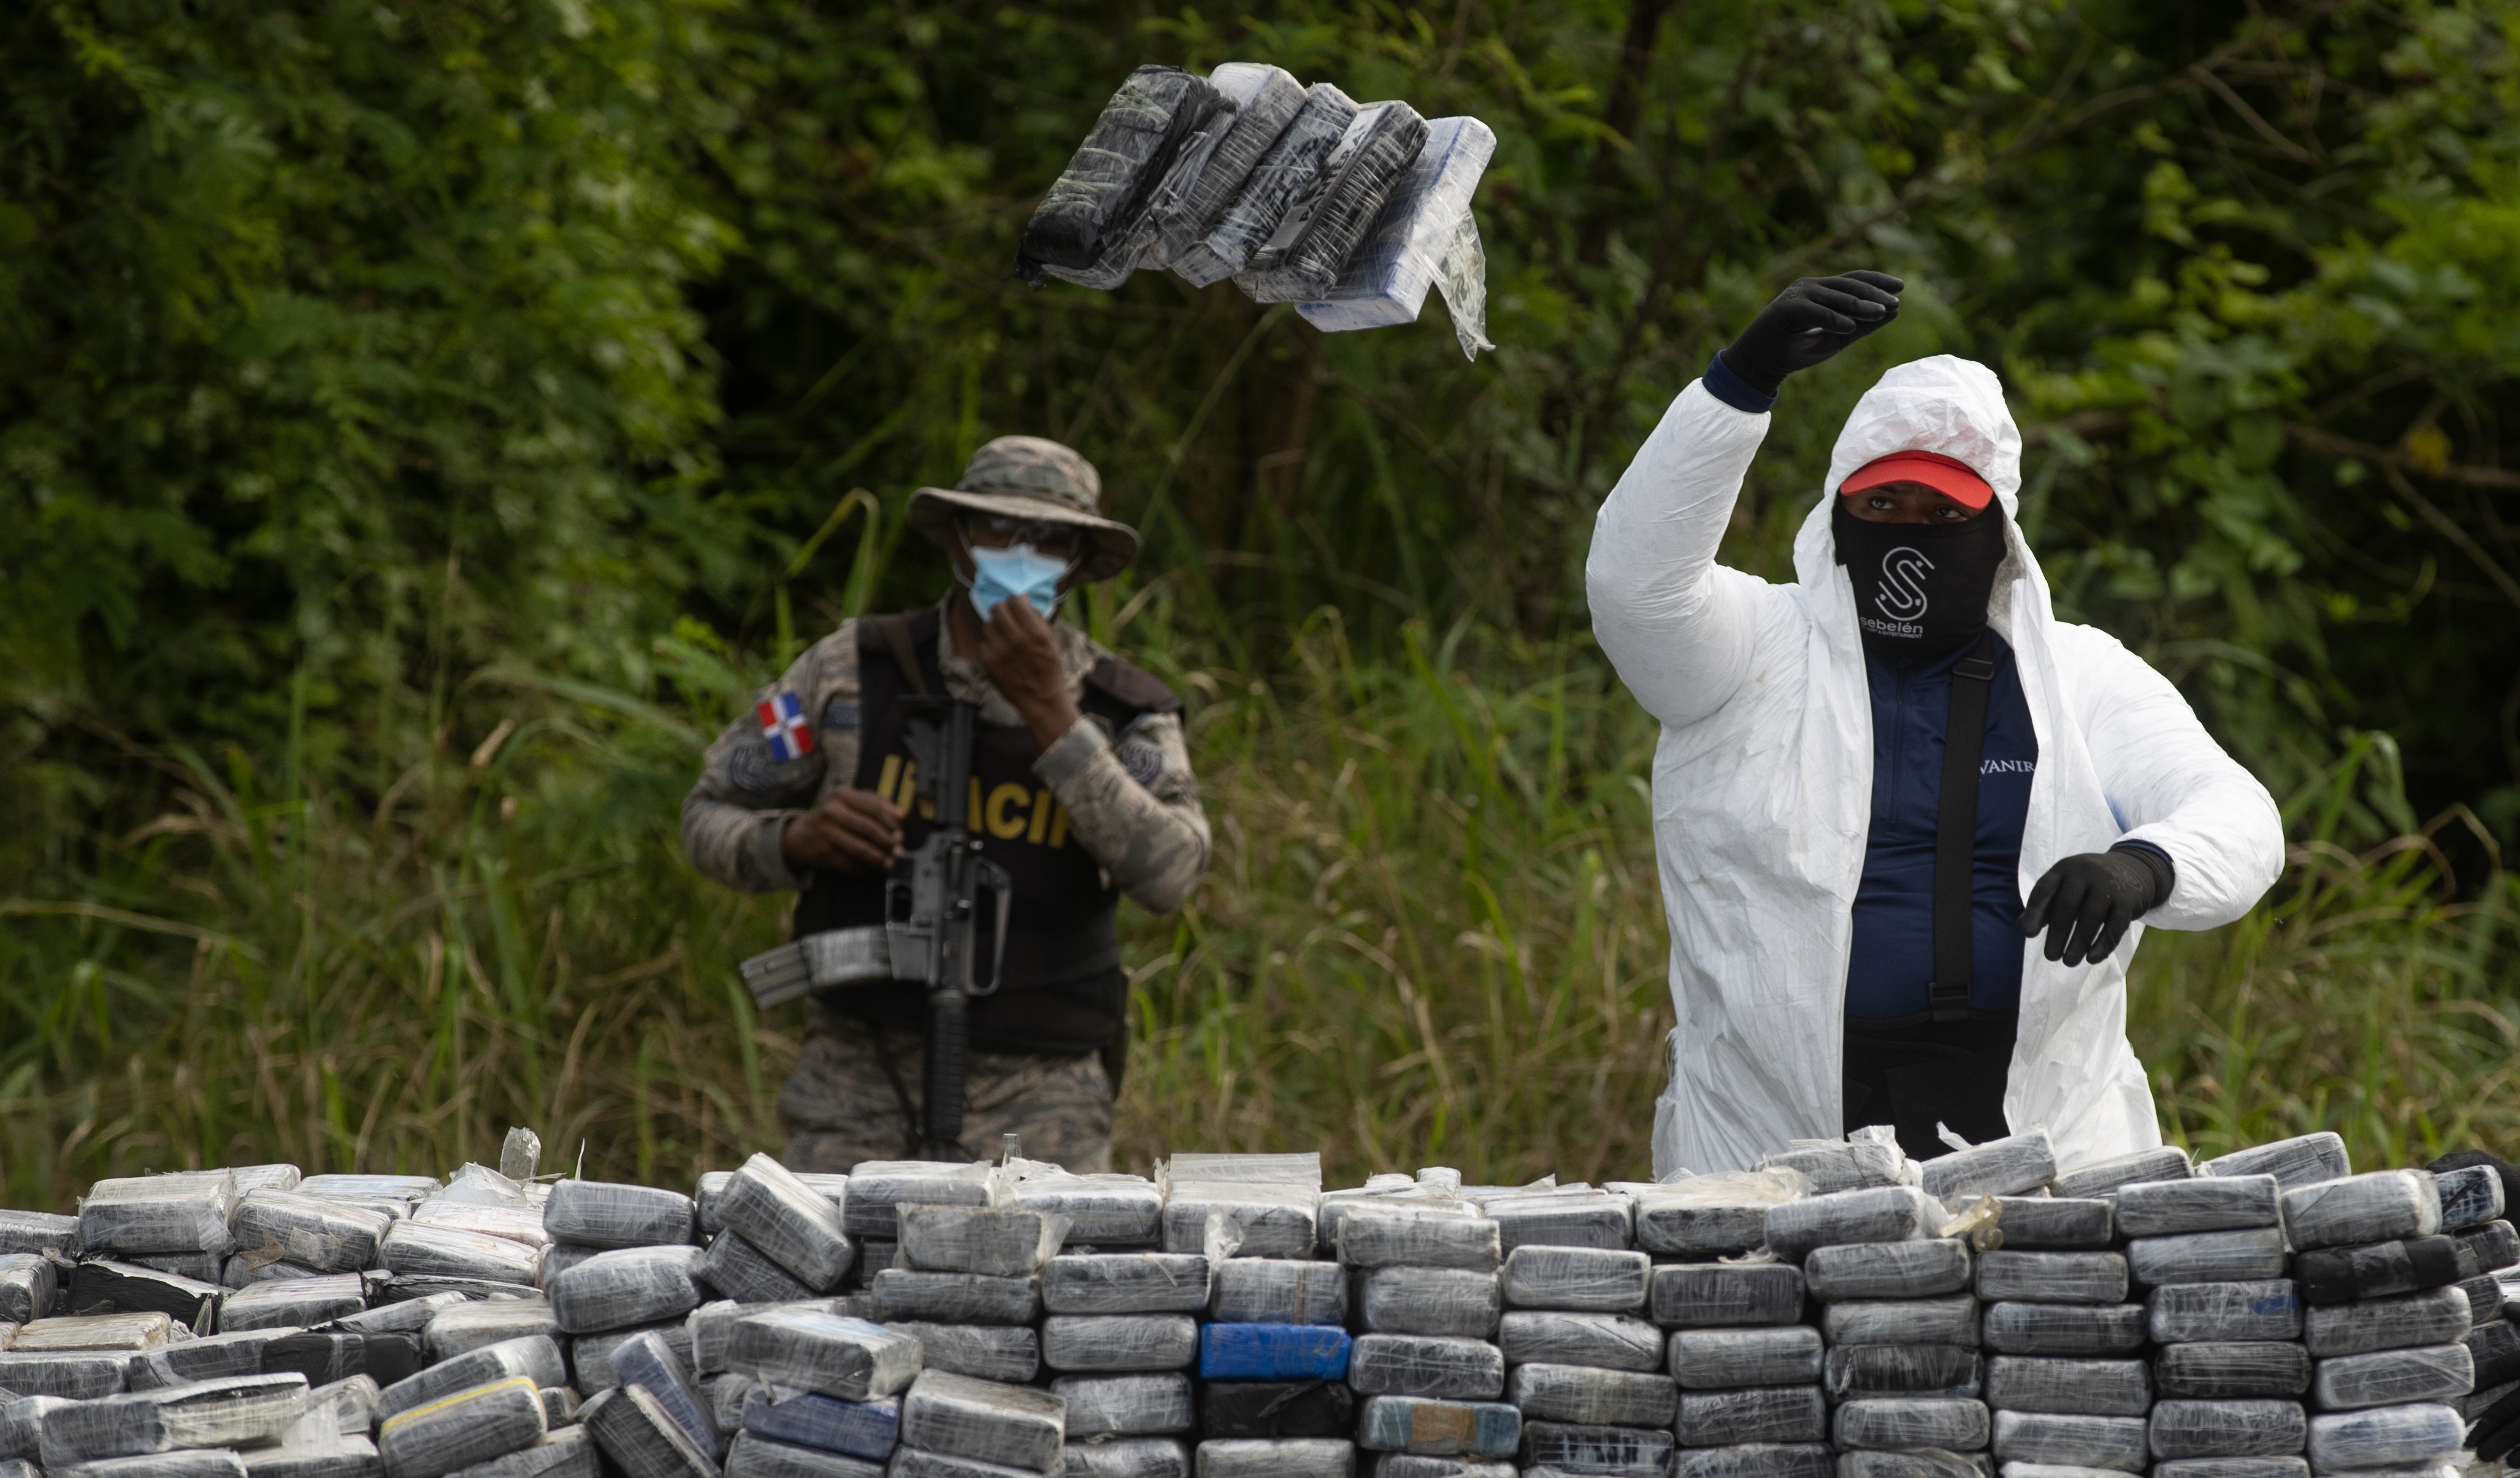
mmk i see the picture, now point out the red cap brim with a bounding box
[1838,450,1996,510]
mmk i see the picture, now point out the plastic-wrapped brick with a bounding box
[0,1210,81,1258]
[2148,1461,2310,1478]
[1197,1378,1354,1438]
[1668,1326,1823,1388]
[66,1261,223,1327]
[1498,1245,1647,1312]
[1997,1465,2132,1478]
[1374,1457,1512,1478]
[2280,1172,2441,1253]
[1974,1252,2127,1306]
[2197,1135,2350,1191]
[0,1351,130,1398]
[2433,1165,2504,1231]
[380,1223,541,1286]
[1921,1131,2057,1202]
[2115,1177,2282,1238]
[1189,1438,1352,1478]
[1013,66,1228,290]
[1761,1140,1907,1197]
[1982,1357,2150,1417]
[129,1248,223,1281]
[1496,1310,1663,1373]
[1677,1386,1829,1446]
[80,1171,239,1257]
[1236,101,1432,304]
[234,1191,393,1273]
[2462,1315,2520,1387]
[2292,1237,2463,1306]
[36,1371,307,1466]
[1764,1187,1942,1261]
[1672,1444,1836,1478]
[1316,1192,1472,1258]
[1009,1175,1162,1246]
[2147,1281,2302,1344]
[338,1290,464,1338]
[737,1385,898,1459]
[1051,1373,1193,1438]
[2462,1271,2504,1325]
[608,1328,715,1462]
[1807,1240,1973,1300]
[2303,1404,2462,1471]
[897,1208,1067,1279]
[0,1394,71,1461]
[540,1182,695,1252]
[547,1246,703,1334]
[1181,86,1358,287]
[412,1200,551,1250]
[1990,1411,2149,1471]
[2152,1342,2311,1398]
[1520,1419,1674,1473]
[2311,1343,2472,1410]
[719,1155,853,1292]
[1505,1363,1676,1426]
[2301,1285,2469,1357]
[884,1321,1038,1383]
[1046,1254,1210,1315]
[726,1310,920,1402]
[1144,63,1308,269]
[1355,1393,1519,1457]
[438,1428,600,1478]
[535,1244,599,1291]
[1980,1302,2145,1357]
[580,1382,714,1478]
[839,1162,995,1239]
[1990,1199,2113,1250]
[1837,1453,1994,1478]
[124,1329,284,1388]
[2462,1372,2517,1421]
[1480,1192,1633,1252]
[1832,1398,1993,1452]
[2146,1400,2307,1460]
[1336,1208,1498,1271]
[378,1375,548,1477]
[898,1369,1065,1473]
[15,1309,176,1351]
[2126,1229,2288,1287]
[1652,1262,1806,1327]
[215,1272,364,1331]
[1359,1267,1500,1339]
[48,1452,248,1477]
[1160,1184,1317,1261]
[1060,1438,1191,1478]
[705,1229,818,1306]
[1197,1323,1351,1380]
[2461,1219,2519,1271]
[1632,1171,1810,1257]
[537,1385,579,1427]
[301,1173,440,1204]
[695,1173,733,1236]
[1208,1258,1344,1324]
[719,1430,885,1477]
[1348,1333,1505,1400]
[1821,1293,1980,1347]
[0,1255,54,1324]
[1823,1345,1983,1401]
[377,1334,566,1424]
[1040,1313,1198,1373]
[871,1270,1040,1327]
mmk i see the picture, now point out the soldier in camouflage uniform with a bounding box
[682,437,1210,1173]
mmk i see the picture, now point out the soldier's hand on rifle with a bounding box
[978,597,1084,749]
[780,787,906,874]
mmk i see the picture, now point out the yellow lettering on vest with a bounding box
[1027,787,1054,844]
[986,783,1030,840]
[967,776,984,833]
[876,754,902,805]
[1048,801,1071,849]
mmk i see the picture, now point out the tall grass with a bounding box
[5,615,2513,1212]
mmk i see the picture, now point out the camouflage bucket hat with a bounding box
[908,435,1141,585]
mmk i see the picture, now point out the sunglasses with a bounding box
[959,514,1086,562]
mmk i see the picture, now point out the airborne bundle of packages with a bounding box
[1013,63,1498,359]
[0,1128,2512,1477]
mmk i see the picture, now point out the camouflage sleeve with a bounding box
[1033,709,1210,913]
[678,627,864,894]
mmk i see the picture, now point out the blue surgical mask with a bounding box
[967,542,1072,620]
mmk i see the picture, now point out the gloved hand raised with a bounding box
[2020,848,2172,967]
[1719,271,1905,395]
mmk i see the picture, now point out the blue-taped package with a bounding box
[1178,85,1357,287]
[1677,1387,1829,1446]
[720,1429,885,1477]
[610,1328,716,1462]
[1990,1411,2149,1471]
[1355,1393,1520,1457]
[741,1386,900,1460]
[1294,117,1495,360]
[1197,1323,1350,1381]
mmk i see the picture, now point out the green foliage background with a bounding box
[7,0,2520,1202]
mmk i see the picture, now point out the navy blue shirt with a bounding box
[1845,634,2040,1018]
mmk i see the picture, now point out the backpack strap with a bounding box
[1083,654,1184,718]
[859,610,939,697]
[1928,628,2001,1023]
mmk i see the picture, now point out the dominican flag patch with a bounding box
[756,691,816,762]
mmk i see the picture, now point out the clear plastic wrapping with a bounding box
[1837,1452,1995,1478]
[15,1309,177,1350]
[721,1431,886,1477]
[726,1309,921,1403]
[1160,1184,1318,1262]
[738,1385,900,1459]
[1520,1419,1675,1472]
[695,1173,732,1237]
[1335,1208,1498,1271]
[1316,1192,1471,1257]
[1148,63,1307,269]
[1040,1313,1198,1373]
[1207,1258,1344,1324]
[1058,1437,1189,1478]
[536,1385,578,1427]
[1823,1344,1983,1401]
[1008,1174,1162,1246]
[1236,101,1430,304]
[2301,1285,2468,1357]
[0,1350,131,1398]
[1359,1267,1500,1339]
[1375,1456,1512,1478]
[1831,1397,1993,1452]
[535,1244,594,1288]
[2456,1271,2502,1325]
[1051,1373,1194,1438]
[234,1190,393,1273]
[224,1254,325,1288]
[546,1245,703,1335]
[1807,1240,1973,1300]
[720,1155,854,1293]
[1197,1377,1354,1438]
[2302,1403,2462,1471]
[2467,1315,2520,1387]
[1045,1254,1211,1315]
[1821,1293,1981,1347]
[705,1228,818,1305]
[609,1328,716,1461]
[2115,1176,2282,1238]
[80,1170,239,1257]
[898,1369,1065,1473]
[337,1290,465,1334]
[1,1394,70,1460]
[1974,1253,2127,1306]
[1632,1171,1811,1257]
[883,1320,1037,1383]
[2311,1342,2472,1410]
[1179,85,1358,286]
[2293,1237,2462,1306]
[2432,1165,2503,1231]
[1921,1132,2057,1203]
[1295,115,1496,358]
[1347,1333,1505,1400]
[0,1209,82,1258]
[378,1374,548,1477]
[1479,1192,1633,1253]
[2152,1342,2311,1398]
[1652,1263,1807,1328]
[128,1328,286,1387]
[1989,1199,2112,1250]
[451,1426,600,1477]
[2146,1400,2307,1460]
[1016,66,1228,291]
[2126,1229,2289,1288]
[1672,1443,1836,1478]
[2147,1281,2302,1344]
[897,1208,1067,1279]
[376,1334,566,1423]
[36,1371,308,1466]
[380,1223,542,1286]
[841,1163,999,1239]
[2197,1135,2350,1191]
[2280,1172,2441,1253]
[2148,1460,2310,1478]
[1668,1325,1824,1388]
[871,1270,1040,1327]
[1980,1357,2150,1417]
[1505,1361,1676,1426]
[67,1258,224,1326]
[1764,1187,1943,1261]
[131,1248,224,1281]
[1990,1410,2150,1470]
[301,1173,441,1204]
[1497,1245,1647,1312]
[580,1381,715,1478]
[1677,1386,1831,1446]
[1498,1311,1664,1373]
[540,1182,695,1252]
[1195,1323,1351,1380]
[220,1272,366,1331]
[1761,1139,1909,1197]
[412,1200,551,1250]
[1354,1393,1520,1457]
[0,1254,55,1324]
[1188,1437,1353,1478]
[58,1451,249,1476]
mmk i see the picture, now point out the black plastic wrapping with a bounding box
[1821,1293,1981,1347]
[1980,1356,2150,1417]
[1348,1333,1506,1400]
[2148,1460,2310,1478]
[1822,1344,1984,1402]
[2145,1400,2307,1460]
[2460,1220,2519,1273]
[1236,101,1430,303]
[1336,1208,1499,1271]
[1990,1198,2112,1250]
[232,1190,393,1274]
[1831,1397,1993,1452]
[1919,1131,2056,1203]
[1180,85,1358,286]
[1506,1362,1677,1426]
[1040,1312,1200,1373]
[2469,1314,2520,1387]
[2302,1285,2470,1356]
[2295,1235,2465,1308]
[541,1181,696,1252]
[1498,1245,1649,1313]
[2311,1342,2473,1411]
[1060,1438,1190,1478]
[2125,1229,2289,1288]
[1990,1410,2150,1471]
[1668,1326,1825,1389]
[1980,1302,2148,1357]
[2153,1342,2311,1398]
[1678,1385,1829,1446]
[1671,1443,1836,1478]
[580,1381,714,1478]
[723,1309,921,1403]
[2147,1281,2303,1344]
[898,1206,1069,1279]
[0,1211,82,1259]
[871,1269,1041,1327]
[2435,1163,2505,1231]
[66,1259,223,1328]
[2197,1134,2350,1191]
[1764,1187,1943,1262]
[1521,1419,1674,1474]
[895,1368,1067,1473]
[1016,66,1228,289]
[1009,1174,1163,1247]
[886,1320,1041,1382]
[1807,1241,1973,1301]
[1496,1310,1665,1373]
[2461,1270,2505,1325]
[1149,63,1308,273]
[1633,1171,1812,1257]
[1761,1140,1908,1196]
[1055,1372,1196,1437]
[1187,1437,1353,1478]
[1836,1452,1994,1478]
[718,1155,854,1293]
[221,1273,366,1331]
[2302,1402,2462,1471]
[2116,1177,2281,1238]
[0,1255,55,1325]
[548,1246,705,1335]
[2052,1147,2194,1201]
[1974,1252,2127,1307]
[1047,1253,1212,1315]
[706,1228,819,1306]
[1651,1263,1807,1328]
[1198,1378,1355,1438]
[0,1350,128,1398]
[1208,1258,1345,1325]
[2280,1171,2441,1253]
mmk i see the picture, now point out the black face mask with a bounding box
[1831,499,2009,661]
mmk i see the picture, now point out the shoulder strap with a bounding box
[1083,654,1184,717]
[1929,628,2001,1023]
[859,611,936,698]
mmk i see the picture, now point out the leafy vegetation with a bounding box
[7,0,2520,1205]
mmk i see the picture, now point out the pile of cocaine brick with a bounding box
[0,1127,2513,1478]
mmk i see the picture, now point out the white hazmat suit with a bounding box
[1585,356,2284,1178]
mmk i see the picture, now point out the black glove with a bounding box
[2473,1384,2520,1459]
[2019,848,2172,968]
[1719,271,1906,394]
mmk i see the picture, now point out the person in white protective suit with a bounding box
[1585,271,2286,1177]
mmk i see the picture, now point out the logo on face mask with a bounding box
[1858,546,1934,640]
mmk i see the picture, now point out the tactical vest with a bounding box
[792,607,1180,1055]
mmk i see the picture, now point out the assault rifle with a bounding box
[885,695,1013,1149]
